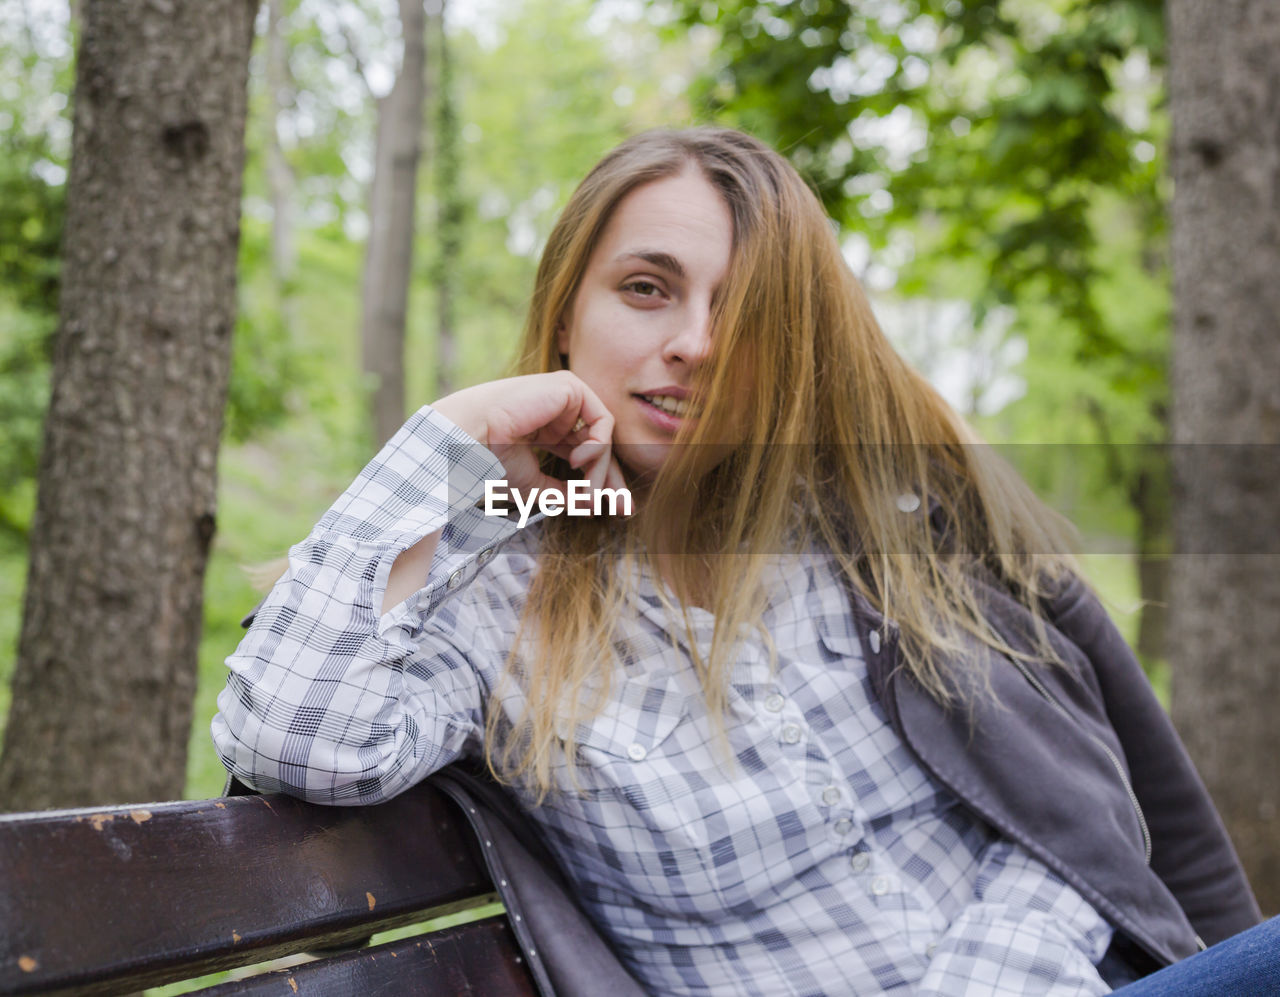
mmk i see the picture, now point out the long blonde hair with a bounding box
[486,127,1077,798]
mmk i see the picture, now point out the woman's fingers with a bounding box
[566,438,607,472]
[603,456,628,495]
[436,373,632,529]
[480,371,608,449]
[443,371,627,511]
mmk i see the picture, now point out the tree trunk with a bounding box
[361,0,427,448]
[1130,447,1170,665]
[1167,0,1280,913]
[431,0,459,398]
[0,0,259,810]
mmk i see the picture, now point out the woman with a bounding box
[214,127,1262,995]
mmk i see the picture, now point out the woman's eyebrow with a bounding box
[612,249,686,279]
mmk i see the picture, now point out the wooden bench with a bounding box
[0,774,540,996]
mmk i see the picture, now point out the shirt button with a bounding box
[763,693,785,713]
[868,630,881,654]
[896,492,922,513]
[477,547,494,565]
[447,569,464,590]
[871,875,892,896]
[849,851,870,873]
[626,742,647,761]
[835,818,854,835]
[821,786,841,806]
[926,942,938,959]
[780,724,802,744]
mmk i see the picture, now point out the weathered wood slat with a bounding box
[0,781,511,996]
[200,917,539,996]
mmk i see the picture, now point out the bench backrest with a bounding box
[0,779,539,996]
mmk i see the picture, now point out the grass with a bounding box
[141,900,507,995]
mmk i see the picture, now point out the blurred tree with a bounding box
[266,0,298,293]
[360,0,428,448]
[1167,0,1280,912]
[667,0,1172,662]
[431,0,460,397]
[0,0,260,808]
[221,0,377,448]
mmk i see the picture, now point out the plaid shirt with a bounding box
[214,406,1114,996]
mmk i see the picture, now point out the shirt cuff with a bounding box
[302,404,521,631]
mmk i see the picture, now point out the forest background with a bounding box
[0,0,1275,912]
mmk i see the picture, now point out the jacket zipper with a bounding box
[1006,656,1153,866]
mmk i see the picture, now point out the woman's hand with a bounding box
[383,373,625,614]
[433,371,626,498]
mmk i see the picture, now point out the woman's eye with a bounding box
[623,280,663,299]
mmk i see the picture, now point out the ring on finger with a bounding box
[571,417,586,434]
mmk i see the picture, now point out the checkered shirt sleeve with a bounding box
[915,836,1113,995]
[212,405,519,804]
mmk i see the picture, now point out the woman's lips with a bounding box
[634,393,696,433]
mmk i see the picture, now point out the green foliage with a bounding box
[0,4,72,539]
[0,165,63,319]
[0,305,50,538]
[223,220,301,443]
[667,0,1171,544]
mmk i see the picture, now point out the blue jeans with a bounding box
[1112,917,1280,995]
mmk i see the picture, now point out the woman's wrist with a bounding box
[430,389,490,447]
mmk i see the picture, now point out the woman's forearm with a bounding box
[381,531,442,615]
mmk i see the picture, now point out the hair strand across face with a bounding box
[488,127,1080,800]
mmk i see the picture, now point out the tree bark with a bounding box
[361,0,427,448]
[0,0,259,809]
[1130,449,1170,665]
[1167,0,1280,913]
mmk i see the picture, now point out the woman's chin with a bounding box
[613,441,673,485]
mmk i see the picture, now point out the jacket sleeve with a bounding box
[211,405,524,806]
[1043,574,1263,944]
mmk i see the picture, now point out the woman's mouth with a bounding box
[637,393,698,419]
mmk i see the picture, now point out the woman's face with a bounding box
[557,168,734,480]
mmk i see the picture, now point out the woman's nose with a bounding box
[662,306,714,366]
